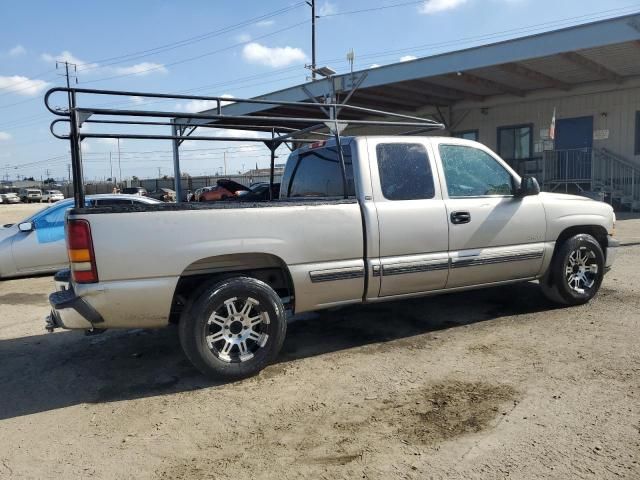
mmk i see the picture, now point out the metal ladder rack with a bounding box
[44,87,445,208]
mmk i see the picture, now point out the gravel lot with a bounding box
[0,202,639,479]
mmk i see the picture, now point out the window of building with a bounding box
[452,130,479,142]
[497,124,533,161]
[439,144,513,197]
[635,111,640,155]
[285,145,355,198]
[376,143,435,200]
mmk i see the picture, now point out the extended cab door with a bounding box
[433,140,546,288]
[368,139,449,297]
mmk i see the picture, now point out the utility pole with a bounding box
[109,152,113,181]
[157,167,162,178]
[223,151,227,176]
[306,0,317,79]
[117,138,122,184]
[67,164,71,185]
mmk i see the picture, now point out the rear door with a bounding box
[368,139,449,297]
[433,140,546,288]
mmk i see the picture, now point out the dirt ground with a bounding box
[0,202,639,479]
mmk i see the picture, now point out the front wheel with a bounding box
[540,233,605,305]
[179,276,286,380]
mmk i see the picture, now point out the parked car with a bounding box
[19,188,42,203]
[48,136,618,380]
[0,194,161,279]
[122,186,148,196]
[42,189,65,203]
[233,182,280,202]
[0,193,21,204]
[198,179,250,201]
[147,188,176,202]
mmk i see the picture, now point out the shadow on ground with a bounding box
[0,281,556,420]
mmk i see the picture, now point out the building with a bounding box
[208,13,640,210]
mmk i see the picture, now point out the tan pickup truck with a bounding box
[48,136,618,379]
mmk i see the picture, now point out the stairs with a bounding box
[541,148,640,211]
[592,148,640,211]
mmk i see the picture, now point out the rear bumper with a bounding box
[48,288,103,330]
[605,236,620,272]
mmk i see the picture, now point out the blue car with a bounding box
[0,194,160,279]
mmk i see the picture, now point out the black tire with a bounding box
[179,276,286,380]
[541,233,605,305]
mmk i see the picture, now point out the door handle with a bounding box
[450,211,471,225]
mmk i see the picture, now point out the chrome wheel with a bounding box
[564,246,599,294]
[204,296,270,363]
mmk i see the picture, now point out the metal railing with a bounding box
[542,148,593,185]
[541,147,639,210]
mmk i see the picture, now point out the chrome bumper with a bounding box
[46,272,103,331]
[605,236,620,272]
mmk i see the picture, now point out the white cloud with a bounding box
[175,94,234,113]
[255,20,275,27]
[0,132,12,141]
[114,62,167,76]
[319,1,337,16]
[419,0,468,14]
[235,33,252,43]
[130,96,145,104]
[368,64,381,69]
[242,42,306,68]
[41,50,98,69]
[400,55,417,62]
[42,51,168,77]
[0,75,50,96]
[9,45,26,57]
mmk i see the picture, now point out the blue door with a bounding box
[554,116,593,181]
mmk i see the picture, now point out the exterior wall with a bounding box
[435,79,640,167]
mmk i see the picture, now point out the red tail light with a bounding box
[66,219,98,283]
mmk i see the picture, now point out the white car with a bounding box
[0,193,21,204]
[0,194,161,279]
[42,189,65,203]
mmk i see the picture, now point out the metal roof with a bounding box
[201,12,640,124]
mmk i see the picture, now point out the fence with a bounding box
[134,173,284,195]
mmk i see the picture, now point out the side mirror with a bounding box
[516,176,540,197]
[18,221,34,232]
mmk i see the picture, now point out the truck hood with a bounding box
[538,192,595,202]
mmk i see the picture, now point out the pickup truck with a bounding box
[48,136,618,379]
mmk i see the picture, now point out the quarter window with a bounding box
[376,143,434,200]
[439,144,513,197]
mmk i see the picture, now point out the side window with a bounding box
[376,143,434,200]
[95,198,134,206]
[286,145,354,198]
[439,145,513,197]
[33,203,70,243]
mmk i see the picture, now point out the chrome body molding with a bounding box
[309,266,365,283]
[451,249,544,269]
[382,260,449,276]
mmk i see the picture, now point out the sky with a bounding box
[1,0,639,182]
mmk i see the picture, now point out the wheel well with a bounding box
[168,253,294,324]
[554,225,608,255]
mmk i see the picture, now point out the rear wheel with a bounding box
[540,234,604,305]
[179,276,286,380]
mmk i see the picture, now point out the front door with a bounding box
[554,116,593,182]
[434,140,547,288]
[368,139,449,297]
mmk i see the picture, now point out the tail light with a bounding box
[66,219,98,283]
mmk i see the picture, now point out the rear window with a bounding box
[376,143,435,200]
[282,145,355,198]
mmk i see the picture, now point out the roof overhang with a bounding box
[189,12,640,128]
